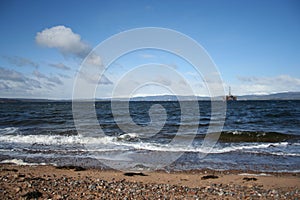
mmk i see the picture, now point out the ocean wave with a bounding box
[216,131,297,142]
[243,150,300,157]
[150,130,298,143]
[88,140,291,154]
[0,127,19,135]
[0,159,50,166]
[0,134,114,145]
[206,142,289,154]
[0,131,298,156]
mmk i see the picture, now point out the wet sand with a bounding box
[0,164,299,199]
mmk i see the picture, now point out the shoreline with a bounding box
[1,164,299,199]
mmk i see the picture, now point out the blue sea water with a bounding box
[0,100,299,172]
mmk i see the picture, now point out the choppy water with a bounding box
[0,100,299,172]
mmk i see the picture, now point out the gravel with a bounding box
[1,170,299,199]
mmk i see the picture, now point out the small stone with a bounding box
[19,177,25,182]
[22,190,42,199]
[53,194,62,200]
[88,184,96,190]
[14,187,21,193]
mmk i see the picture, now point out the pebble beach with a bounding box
[1,164,299,199]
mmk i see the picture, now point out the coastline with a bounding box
[1,164,299,199]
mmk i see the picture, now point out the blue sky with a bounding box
[0,0,299,99]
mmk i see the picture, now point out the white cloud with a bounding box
[77,70,112,85]
[0,66,76,99]
[36,25,91,58]
[0,67,29,83]
[235,75,300,95]
[33,69,63,85]
[33,69,47,79]
[154,76,172,86]
[58,73,71,79]
[84,53,102,67]
[0,82,10,90]
[36,25,103,73]
[0,67,41,93]
[2,56,39,68]
[48,63,70,70]
[47,76,63,85]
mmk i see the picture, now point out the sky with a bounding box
[0,0,299,99]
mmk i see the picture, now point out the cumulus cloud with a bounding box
[77,70,112,85]
[99,75,113,85]
[0,67,28,82]
[236,75,300,94]
[84,53,102,67]
[238,75,300,85]
[154,75,172,86]
[0,67,41,91]
[49,62,70,70]
[58,73,71,79]
[36,25,91,58]
[2,56,38,68]
[0,82,10,90]
[34,25,111,97]
[36,25,103,68]
[33,69,47,79]
[47,76,63,85]
[33,69,63,85]
[0,67,75,98]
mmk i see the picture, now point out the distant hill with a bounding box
[0,98,64,103]
[128,92,300,101]
[237,92,300,100]
[1,92,300,102]
[127,95,210,101]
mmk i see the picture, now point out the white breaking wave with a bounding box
[119,141,290,154]
[0,132,297,155]
[0,127,19,135]
[206,142,289,154]
[238,173,271,176]
[0,134,114,145]
[0,159,51,166]
[243,150,300,157]
[117,133,139,139]
[267,152,300,156]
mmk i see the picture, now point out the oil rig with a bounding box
[226,86,237,101]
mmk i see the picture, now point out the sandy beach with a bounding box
[0,164,299,199]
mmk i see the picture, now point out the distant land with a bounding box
[0,92,300,102]
[128,92,300,101]
[236,92,300,101]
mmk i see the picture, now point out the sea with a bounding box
[0,100,299,172]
